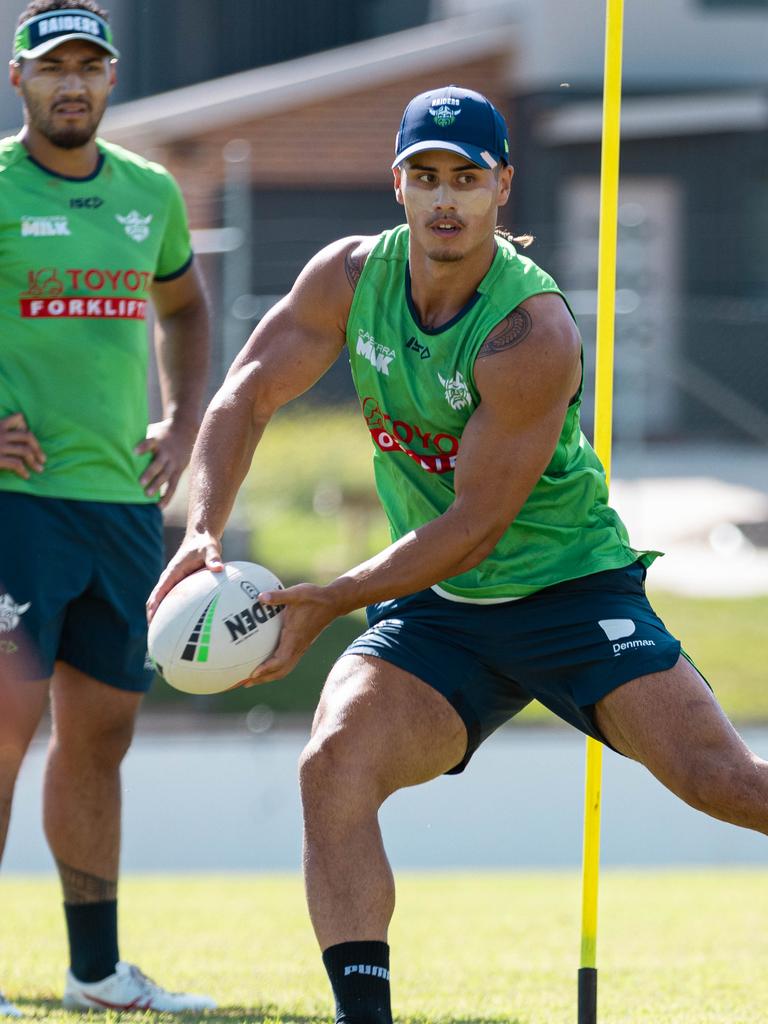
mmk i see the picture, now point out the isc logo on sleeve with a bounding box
[70,197,104,209]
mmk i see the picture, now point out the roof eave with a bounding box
[102,15,519,149]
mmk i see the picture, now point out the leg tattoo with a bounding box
[56,859,117,905]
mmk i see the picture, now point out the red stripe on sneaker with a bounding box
[84,994,150,1010]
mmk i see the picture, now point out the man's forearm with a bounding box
[326,502,504,616]
[185,388,266,541]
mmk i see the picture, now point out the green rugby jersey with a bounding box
[347,224,656,600]
[0,136,193,502]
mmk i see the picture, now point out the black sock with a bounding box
[322,941,392,1024]
[63,900,119,983]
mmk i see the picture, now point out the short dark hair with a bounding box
[17,0,110,28]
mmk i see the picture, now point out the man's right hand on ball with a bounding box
[147,531,223,622]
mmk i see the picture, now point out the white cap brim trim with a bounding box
[392,139,497,170]
[16,35,119,60]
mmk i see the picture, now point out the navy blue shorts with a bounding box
[344,562,683,772]
[0,492,162,691]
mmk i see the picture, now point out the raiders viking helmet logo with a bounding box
[438,370,472,411]
[116,211,153,242]
[0,594,31,634]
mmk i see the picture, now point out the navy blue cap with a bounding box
[393,85,510,171]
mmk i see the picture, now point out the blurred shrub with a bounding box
[240,401,390,580]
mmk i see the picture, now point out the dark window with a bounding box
[115,0,430,104]
[248,188,399,294]
[236,188,400,402]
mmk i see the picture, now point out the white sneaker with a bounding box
[0,992,22,1018]
[62,961,217,1013]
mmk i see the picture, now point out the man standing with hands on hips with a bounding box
[0,1,214,1015]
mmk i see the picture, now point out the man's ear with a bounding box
[497,164,514,208]
[9,60,22,94]
[393,165,405,208]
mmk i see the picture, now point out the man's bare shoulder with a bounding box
[474,292,582,409]
[286,236,379,333]
[477,292,580,361]
[339,235,378,293]
[297,235,378,291]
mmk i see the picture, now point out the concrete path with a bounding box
[6,722,768,873]
[611,444,768,597]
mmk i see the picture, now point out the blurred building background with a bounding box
[1,0,766,597]
[1,0,765,443]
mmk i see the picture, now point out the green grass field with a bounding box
[3,870,768,1023]
[648,590,768,721]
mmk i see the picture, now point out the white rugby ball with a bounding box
[148,561,284,695]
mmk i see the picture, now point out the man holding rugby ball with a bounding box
[152,86,768,1024]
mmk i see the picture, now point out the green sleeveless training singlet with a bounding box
[346,224,657,601]
[0,137,193,503]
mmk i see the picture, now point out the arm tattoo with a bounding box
[56,859,117,904]
[344,248,365,291]
[476,307,533,358]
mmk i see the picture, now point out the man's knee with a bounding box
[299,726,388,816]
[0,700,47,789]
[94,718,136,765]
[0,741,28,793]
[52,714,136,771]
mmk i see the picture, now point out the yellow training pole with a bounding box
[578,1,625,1022]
